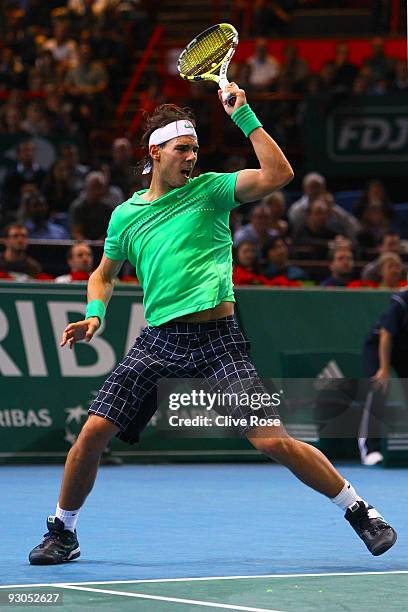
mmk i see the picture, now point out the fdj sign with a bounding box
[329,107,408,162]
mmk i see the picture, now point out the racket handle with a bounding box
[221,90,237,107]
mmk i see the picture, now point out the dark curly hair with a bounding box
[138,104,196,174]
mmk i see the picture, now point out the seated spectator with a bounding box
[0,104,24,135]
[361,231,406,282]
[279,44,309,93]
[0,223,42,279]
[69,171,114,240]
[253,0,294,37]
[42,159,79,216]
[288,172,326,227]
[233,204,277,252]
[55,241,93,283]
[354,179,394,222]
[60,143,89,192]
[21,101,51,137]
[232,240,271,286]
[65,40,108,115]
[28,50,60,91]
[291,190,360,240]
[292,197,338,260]
[364,37,394,81]
[356,204,392,250]
[321,247,355,287]
[262,236,307,281]
[19,190,69,240]
[392,59,408,93]
[332,43,358,92]
[1,139,46,221]
[261,191,288,236]
[109,138,134,199]
[0,47,27,89]
[378,252,408,289]
[246,38,280,91]
[42,18,78,71]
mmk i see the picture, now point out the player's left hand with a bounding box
[218,83,246,116]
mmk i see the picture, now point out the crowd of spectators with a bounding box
[232,174,408,290]
[0,3,406,287]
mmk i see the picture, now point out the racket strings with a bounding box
[180,27,235,76]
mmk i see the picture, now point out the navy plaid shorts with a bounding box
[88,315,278,444]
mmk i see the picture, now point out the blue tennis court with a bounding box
[1,463,406,610]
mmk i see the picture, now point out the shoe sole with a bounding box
[29,550,80,565]
[371,529,397,556]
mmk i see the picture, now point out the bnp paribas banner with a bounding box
[303,94,408,176]
[0,282,147,462]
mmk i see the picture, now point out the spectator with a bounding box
[64,40,108,115]
[0,104,24,135]
[288,172,326,227]
[109,137,134,198]
[292,197,338,260]
[60,143,89,192]
[332,43,358,91]
[1,139,46,220]
[232,240,271,286]
[364,37,393,81]
[378,252,407,289]
[21,101,51,137]
[42,18,78,71]
[246,38,280,91]
[354,179,394,222]
[253,0,294,37]
[361,232,406,282]
[19,190,69,240]
[262,236,307,281]
[279,44,309,93]
[69,171,114,240]
[42,159,79,217]
[321,247,355,287]
[291,190,360,240]
[392,59,408,93]
[233,204,277,252]
[356,206,392,250]
[261,191,288,236]
[0,223,41,278]
[0,47,26,89]
[55,241,93,283]
[28,49,59,91]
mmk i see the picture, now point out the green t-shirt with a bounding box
[104,171,241,326]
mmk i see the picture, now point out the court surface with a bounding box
[0,463,407,611]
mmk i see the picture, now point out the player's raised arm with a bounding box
[218,83,294,204]
[60,254,123,349]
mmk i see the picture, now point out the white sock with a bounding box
[330,480,367,511]
[55,502,81,532]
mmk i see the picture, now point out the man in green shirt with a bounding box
[29,84,396,565]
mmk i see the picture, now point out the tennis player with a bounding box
[29,84,396,564]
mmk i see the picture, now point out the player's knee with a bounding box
[253,435,295,461]
[76,415,118,453]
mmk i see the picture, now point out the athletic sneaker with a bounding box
[345,501,397,556]
[29,516,80,565]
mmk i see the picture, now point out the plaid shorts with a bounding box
[88,315,279,444]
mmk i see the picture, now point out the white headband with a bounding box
[142,120,197,174]
[148,120,197,147]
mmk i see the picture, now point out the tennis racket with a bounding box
[177,23,239,106]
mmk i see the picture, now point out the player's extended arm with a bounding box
[60,254,124,349]
[372,327,393,391]
[219,83,294,203]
